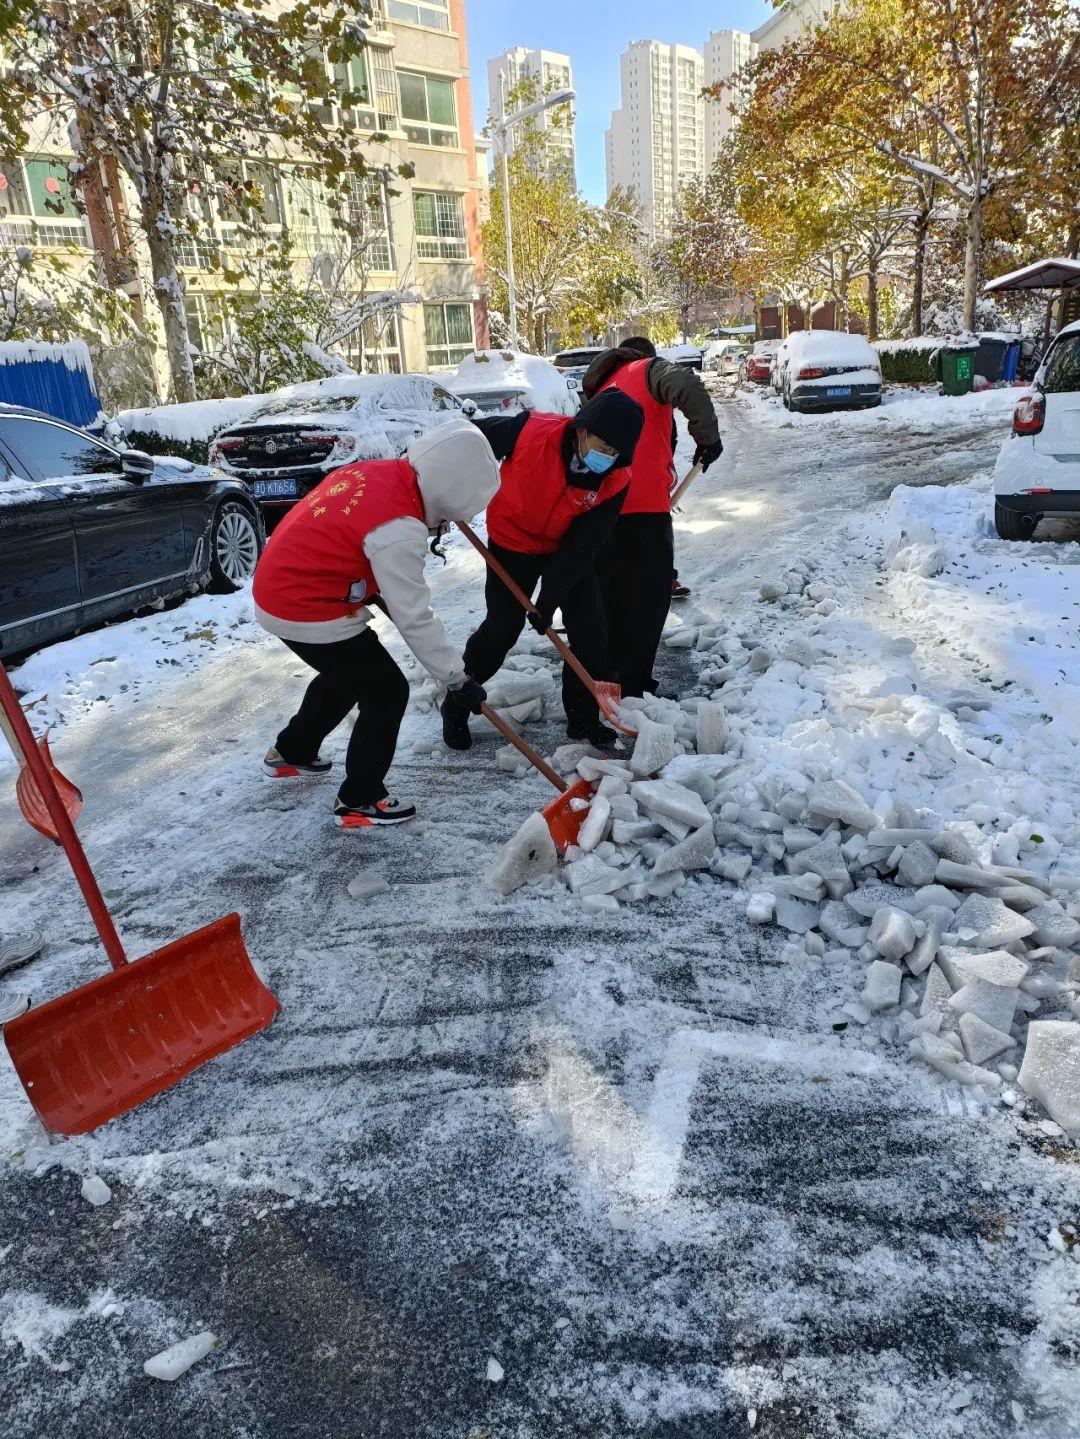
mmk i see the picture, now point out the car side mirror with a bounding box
[121,449,156,482]
[459,398,478,418]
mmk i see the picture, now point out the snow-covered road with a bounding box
[3,387,1079,1438]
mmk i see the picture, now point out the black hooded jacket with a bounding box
[580,347,720,453]
[473,391,645,613]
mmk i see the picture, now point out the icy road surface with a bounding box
[2,387,1079,1438]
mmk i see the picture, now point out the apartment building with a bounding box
[487,47,575,184]
[604,41,705,236]
[703,29,758,168]
[0,0,489,393]
[750,0,838,52]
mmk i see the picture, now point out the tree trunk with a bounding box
[911,205,930,336]
[962,190,985,333]
[867,258,879,343]
[144,212,196,403]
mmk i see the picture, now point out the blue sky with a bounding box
[463,0,773,203]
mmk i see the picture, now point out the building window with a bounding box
[424,301,474,367]
[346,174,394,270]
[413,192,467,260]
[334,53,379,131]
[388,0,450,29]
[398,72,458,147]
[0,160,88,248]
[344,311,403,374]
[24,160,78,219]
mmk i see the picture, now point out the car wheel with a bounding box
[208,499,262,592]
[994,502,1036,542]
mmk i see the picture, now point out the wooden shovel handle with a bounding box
[479,701,567,795]
[669,462,703,512]
[456,522,601,701]
[0,704,26,769]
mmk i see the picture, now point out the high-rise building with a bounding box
[703,29,757,168]
[750,0,838,52]
[487,47,575,185]
[604,41,704,235]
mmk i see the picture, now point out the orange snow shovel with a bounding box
[0,660,280,1136]
[478,698,593,852]
[0,702,83,843]
[458,522,638,738]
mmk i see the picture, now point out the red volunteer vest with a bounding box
[485,412,627,554]
[599,357,675,515]
[252,458,425,624]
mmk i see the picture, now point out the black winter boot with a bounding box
[566,717,618,751]
[441,695,472,751]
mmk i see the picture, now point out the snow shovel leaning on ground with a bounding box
[456,522,638,739]
[0,660,281,1137]
[475,697,592,853]
[0,700,83,844]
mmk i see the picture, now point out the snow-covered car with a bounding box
[702,340,745,377]
[658,343,704,372]
[446,350,579,418]
[773,331,882,412]
[208,374,468,517]
[550,347,606,392]
[0,404,263,656]
[743,339,781,385]
[993,319,1080,540]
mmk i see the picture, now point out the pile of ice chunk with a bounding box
[480,577,1080,1135]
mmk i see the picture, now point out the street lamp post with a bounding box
[494,80,575,352]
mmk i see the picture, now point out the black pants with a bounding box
[462,542,607,726]
[599,513,674,698]
[276,628,409,807]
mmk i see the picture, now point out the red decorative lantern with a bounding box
[0,173,8,192]
[44,176,61,195]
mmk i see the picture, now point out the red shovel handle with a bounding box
[0,662,127,970]
[457,522,603,703]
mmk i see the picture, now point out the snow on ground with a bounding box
[2,389,1080,1437]
[751,381,1018,430]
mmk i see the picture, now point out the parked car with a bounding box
[702,340,745,377]
[208,374,469,518]
[742,339,781,385]
[0,404,263,657]
[993,319,1080,540]
[550,347,606,392]
[772,331,883,411]
[447,350,579,418]
[658,343,704,372]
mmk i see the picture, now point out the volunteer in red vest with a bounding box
[252,417,500,830]
[581,337,723,698]
[441,389,645,754]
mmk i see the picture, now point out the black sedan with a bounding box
[0,405,264,657]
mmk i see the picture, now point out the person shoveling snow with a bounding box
[442,390,645,755]
[252,417,499,830]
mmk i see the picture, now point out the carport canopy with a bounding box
[985,258,1080,292]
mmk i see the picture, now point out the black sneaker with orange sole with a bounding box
[263,747,333,779]
[333,796,417,829]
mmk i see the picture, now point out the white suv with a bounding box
[994,318,1080,539]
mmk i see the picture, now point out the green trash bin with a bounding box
[938,346,975,396]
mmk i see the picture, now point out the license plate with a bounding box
[826,386,852,398]
[253,478,298,499]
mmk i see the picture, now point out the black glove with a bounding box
[693,439,724,472]
[527,601,553,635]
[448,677,486,714]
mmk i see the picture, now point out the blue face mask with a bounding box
[582,447,616,475]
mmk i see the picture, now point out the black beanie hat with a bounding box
[622,335,657,358]
[572,388,645,470]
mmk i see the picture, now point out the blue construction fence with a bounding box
[0,339,102,428]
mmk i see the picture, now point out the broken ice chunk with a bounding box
[950,893,1034,949]
[1019,1022,1080,1135]
[868,907,918,962]
[896,841,939,889]
[566,855,627,898]
[144,1332,216,1381]
[774,895,819,934]
[347,873,391,900]
[577,796,612,853]
[845,884,920,918]
[959,1014,1016,1066]
[806,779,880,832]
[695,701,728,755]
[80,1174,112,1207]
[1025,901,1080,950]
[863,960,902,1012]
[487,813,558,895]
[948,978,1019,1035]
[654,823,716,876]
[789,840,849,887]
[920,963,954,1029]
[630,779,710,830]
[629,715,676,778]
[581,893,619,915]
[746,892,775,924]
